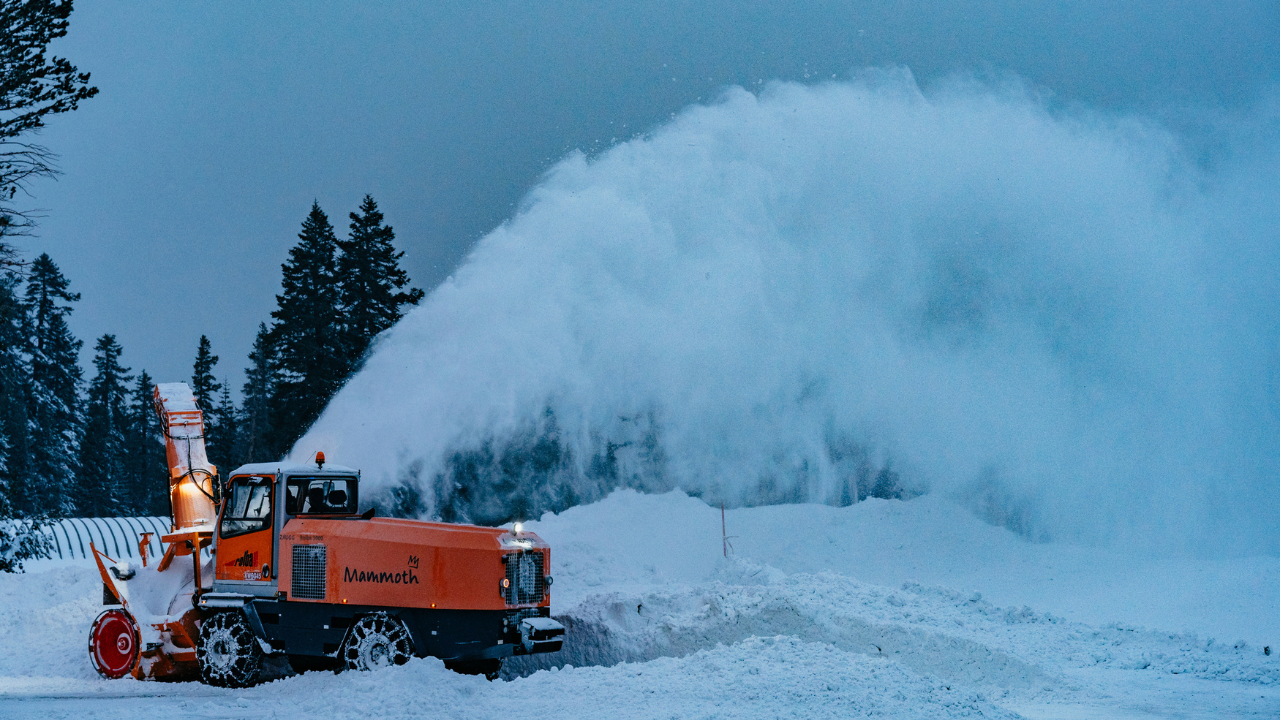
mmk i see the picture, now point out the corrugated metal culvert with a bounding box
[39,517,171,561]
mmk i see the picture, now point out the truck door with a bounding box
[216,475,276,589]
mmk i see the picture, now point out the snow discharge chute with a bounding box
[154,383,219,532]
[294,70,1280,553]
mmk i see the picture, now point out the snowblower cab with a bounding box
[211,460,360,593]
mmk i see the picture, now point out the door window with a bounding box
[221,477,273,538]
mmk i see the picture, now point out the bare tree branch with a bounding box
[0,0,97,258]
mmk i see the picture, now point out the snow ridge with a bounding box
[508,565,1280,690]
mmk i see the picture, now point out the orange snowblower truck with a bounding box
[89,383,562,687]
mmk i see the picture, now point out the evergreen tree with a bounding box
[336,195,423,373]
[23,253,81,515]
[75,334,131,517]
[190,335,219,412]
[269,202,345,451]
[207,382,237,473]
[237,323,276,462]
[0,269,49,570]
[124,370,167,516]
[0,270,29,515]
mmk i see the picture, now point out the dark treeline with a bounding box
[1,0,99,568]
[0,197,422,535]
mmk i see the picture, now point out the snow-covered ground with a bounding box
[2,491,1278,719]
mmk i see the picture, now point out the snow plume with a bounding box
[295,69,1280,553]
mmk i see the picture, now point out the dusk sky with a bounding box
[16,0,1279,390]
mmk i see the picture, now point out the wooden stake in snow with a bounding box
[722,503,727,558]
[721,503,736,557]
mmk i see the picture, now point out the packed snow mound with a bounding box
[295,69,1280,553]
[0,562,102,682]
[509,574,1280,687]
[515,490,1280,647]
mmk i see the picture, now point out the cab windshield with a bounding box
[221,476,272,538]
[285,476,357,515]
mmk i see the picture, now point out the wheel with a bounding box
[197,611,263,687]
[445,659,503,681]
[340,613,413,671]
[89,608,139,679]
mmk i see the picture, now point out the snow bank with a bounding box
[524,490,1280,647]
[0,563,104,682]
[2,491,1279,718]
[510,570,1280,686]
[296,70,1280,553]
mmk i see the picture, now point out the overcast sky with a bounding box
[16,0,1279,392]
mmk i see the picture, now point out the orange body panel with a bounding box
[278,517,550,611]
[216,525,274,582]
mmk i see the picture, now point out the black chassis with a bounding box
[233,599,557,663]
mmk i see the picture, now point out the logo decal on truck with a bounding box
[343,555,421,585]
[343,566,420,585]
[226,550,257,568]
